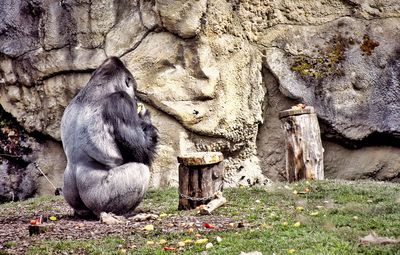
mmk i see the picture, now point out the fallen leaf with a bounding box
[288,248,296,253]
[255,200,261,203]
[188,228,194,233]
[195,233,202,238]
[293,190,298,195]
[216,236,222,243]
[310,212,319,216]
[177,241,185,247]
[304,187,310,192]
[353,216,359,220]
[205,243,213,249]
[159,239,167,245]
[195,238,208,244]
[360,231,400,245]
[282,221,288,226]
[144,224,154,231]
[203,222,215,229]
[146,241,155,245]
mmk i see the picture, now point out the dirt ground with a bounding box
[0,197,234,254]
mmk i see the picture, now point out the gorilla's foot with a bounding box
[73,209,98,220]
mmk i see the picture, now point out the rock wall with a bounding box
[0,0,399,198]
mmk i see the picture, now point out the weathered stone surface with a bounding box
[155,0,207,38]
[1,0,400,198]
[264,17,400,141]
[324,141,400,182]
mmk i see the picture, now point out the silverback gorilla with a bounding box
[61,57,158,218]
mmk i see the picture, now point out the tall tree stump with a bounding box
[279,106,324,182]
[178,152,224,210]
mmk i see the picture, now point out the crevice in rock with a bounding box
[320,118,400,149]
[119,29,155,58]
[41,69,95,83]
[0,105,42,203]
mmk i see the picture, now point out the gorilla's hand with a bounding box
[138,105,152,124]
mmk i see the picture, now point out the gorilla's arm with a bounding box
[102,91,158,165]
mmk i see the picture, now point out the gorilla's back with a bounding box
[61,99,123,169]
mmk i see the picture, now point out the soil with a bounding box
[0,198,235,254]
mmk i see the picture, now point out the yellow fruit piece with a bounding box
[159,213,167,218]
[137,103,144,113]
[177,241,185,247]
[159,239,167,245]
[49,216,57,221]
[310,211,319,216]
[183,239,193,244]
[288,248,296,253]
[282,221,288,226]
[195,238,208,245]
[146,241,154,245]
[295,206,304,211]
[293,221,301,227]
[144,224,154,231]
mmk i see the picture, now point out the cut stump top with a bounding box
[177,152,224,166]
[279,106,315,119]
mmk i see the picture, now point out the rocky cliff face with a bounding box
[0,0,399,199]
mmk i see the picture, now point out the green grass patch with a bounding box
[3,180,400,254]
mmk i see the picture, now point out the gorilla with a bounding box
[61,57,158,218]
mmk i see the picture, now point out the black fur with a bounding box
[102,91,158,165]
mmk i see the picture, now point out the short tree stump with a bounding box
[279,106,324,182]
[178,152,224,210]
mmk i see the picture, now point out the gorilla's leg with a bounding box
[76,162,150,217]
[63,165,97,218]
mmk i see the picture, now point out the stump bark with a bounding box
[178,152,224,210]
[279,106,324,182]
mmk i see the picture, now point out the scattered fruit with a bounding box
[144,224,154,231]
[203,222,215,229]
[163,246,176,251]
[293,221,301,227]
[205,242,213,249]
[195,238,208,245]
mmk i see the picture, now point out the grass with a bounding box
[3,180,400,254]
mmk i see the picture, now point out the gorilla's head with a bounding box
[77,57,137,102]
